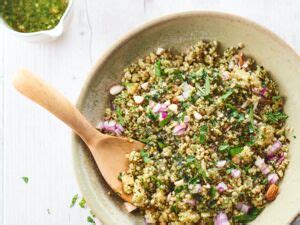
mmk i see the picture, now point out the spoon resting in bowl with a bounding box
[13,69,144,202]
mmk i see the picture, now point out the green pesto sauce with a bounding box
[1,0,68,33]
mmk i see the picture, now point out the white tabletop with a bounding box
[1,0,299,224]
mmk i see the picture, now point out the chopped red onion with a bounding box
[216,160,226,168]
[255,157,270,175]
[183,115,190,123]
[133,95,144,104]
[159,111,168,121]
[149,101,155,108]
[159,104,168,112]
[193,111,203,120]
[236,203,250,213]
[109,85,124,95]
[97,120,124,136]
[267,173,279,184]
[266,140,282,156]
[214,212,229,225]
[276,153,285,166]
[173,123,187,136]
[217,182,228,192]
[231,169,241,178]
[152,103,162,113]
[260,87,267,97]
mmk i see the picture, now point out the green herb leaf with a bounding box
[221,89,234,100]
[155,60,164,76]
[115,107,125,125]
[237,113,245,123]
[205,75,211,96]
[70,194,78,208]
[266,111,288,124]
[140,149,150,163]
[79,198,86,208]
[199,125,208,144]
[189,174,200,184]
[234,207,263,223]
[218,144,229,152]
[22,176,29,184]
[174,185,185,194]
[170,205,179,213]
[209,186,217,198]
[293,135,297,139]
[147,111,157,121]
[272,95,282,102]
[249,106,255,132]
[157,141,166,149]
[87,216,95,224]
[159,114,173,127]
[229,146,244,156]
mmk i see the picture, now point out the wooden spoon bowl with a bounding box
[13,70,144,202]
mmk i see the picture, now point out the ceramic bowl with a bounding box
[72,11,300,225]
[0,0,73,42]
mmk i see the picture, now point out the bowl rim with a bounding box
[72,10,300,224]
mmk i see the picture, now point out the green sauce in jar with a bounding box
[1,0,68,33]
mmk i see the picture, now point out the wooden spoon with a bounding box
[13,69,144,202]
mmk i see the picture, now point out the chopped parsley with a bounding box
[155,60,164,76]
[140,149,150,163]
[79,198,86,208]
[159,114,173,127]
[22,176,29,184]
[221,89,234,100]
[87,216,96,224]
[70,194,78,208]
[115,107,125,125]
[218,144,229,152]
[266,111,288,124]
[199,125,208,144]
[233,207,263,223]
[229,146,244,156]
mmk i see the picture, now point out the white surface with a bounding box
[0,0,299,224]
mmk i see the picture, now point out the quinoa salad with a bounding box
[97,41,290,224]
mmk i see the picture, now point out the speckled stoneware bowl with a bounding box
[72,11,300,225]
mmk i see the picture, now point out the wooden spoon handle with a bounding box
[13,69,102,145]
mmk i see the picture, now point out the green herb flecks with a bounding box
[218,144,229,152]
[115,107,125,125]
[159,114,173,127]
[233,207,263,223]
[147,111,157,121]
[79,198,86,208]
[265,111,288,124]
[87,216,96,224]
[141,149,150,163]
[155,60,165,76]
[22,176,29,184]
[229,146,244,157]
[199,125,208,144]
[70,194,78,208]
[2,0,68,33]
[209,186,217,198]
[221,89,234,101]
[198,74,211,97]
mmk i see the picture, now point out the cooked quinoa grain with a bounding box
[97,41,289,224]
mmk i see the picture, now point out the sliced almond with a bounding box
[109,85,124,95]
[265,184,279,201]
[133,95,144,104]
